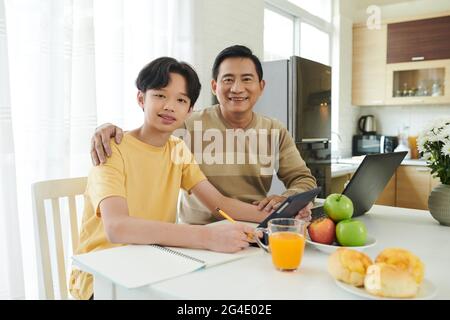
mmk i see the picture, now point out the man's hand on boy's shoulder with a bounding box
[91,123,124,166]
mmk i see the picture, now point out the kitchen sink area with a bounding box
[331,160,360,178]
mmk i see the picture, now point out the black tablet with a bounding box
[257,187,322,228]
[251,187,321,247]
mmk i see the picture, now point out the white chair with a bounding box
[31,177,87,299]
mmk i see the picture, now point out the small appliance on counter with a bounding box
[352,135,398,156]
[394,126,411,159]
[358,115,377,135]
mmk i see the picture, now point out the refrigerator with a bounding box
[255,56,332,198]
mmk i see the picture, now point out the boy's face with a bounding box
[137,73,192,133]
[211,57,265,115]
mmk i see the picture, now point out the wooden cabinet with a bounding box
[387,16,450,63]
[352,14,450,106]
[330,173,352,195]
[352,25,387,106]
[385,59,450,105]
[396,166,433,210]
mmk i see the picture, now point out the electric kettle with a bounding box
[358,115,377,135]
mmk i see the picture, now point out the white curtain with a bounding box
[1,0,196,299]
[0,0,25,300]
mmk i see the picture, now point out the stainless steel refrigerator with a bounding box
[255,56,332,198]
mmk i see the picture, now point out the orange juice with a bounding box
[269,232,305,271]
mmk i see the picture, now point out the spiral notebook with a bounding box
[72,242,261,289]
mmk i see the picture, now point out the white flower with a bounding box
[422,152,431,160]
[417,134,428,153]
[419,119,450,185]
[442,140,450,157]
[418,119,450,152]
[441,126,450,142]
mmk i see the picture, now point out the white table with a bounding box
[84,205,450,300]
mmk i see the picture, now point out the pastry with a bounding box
[375,248,424,284]
[364,262,419,298]
[328,248,373,287]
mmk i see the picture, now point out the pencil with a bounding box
[215,207,254,241]
[215,207,236,223]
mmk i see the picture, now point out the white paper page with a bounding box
[72,245,203,289]
[167,220,262,267]
[166,245,262,268]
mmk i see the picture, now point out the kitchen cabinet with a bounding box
[330,173,352,195]
[352,24,387,106]
[396,166,432,210]
[387,15,450,63]
[352,14,450,106]
[385,59,450,105]
[377,165,438,210]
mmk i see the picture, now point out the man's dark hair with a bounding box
[136,57,201,108]
[212,45,263,81]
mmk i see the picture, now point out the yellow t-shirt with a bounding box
[69,133,206,300]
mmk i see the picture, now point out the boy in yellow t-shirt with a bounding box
[69,57,270,300]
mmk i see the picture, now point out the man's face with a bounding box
[212,57,265,115]
[137,73,192,133]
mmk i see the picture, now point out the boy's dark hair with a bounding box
[136,57,201,108]
[212,45,263,81]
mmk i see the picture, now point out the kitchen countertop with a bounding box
[332,156,428,178]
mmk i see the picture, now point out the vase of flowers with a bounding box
[418,119,450,226]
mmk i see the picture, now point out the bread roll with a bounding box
[328,248,373,287]
[364,263,419,298]
[375,248,424,284]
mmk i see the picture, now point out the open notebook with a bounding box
[72,223,261,289]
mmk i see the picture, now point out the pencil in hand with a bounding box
[215,207,254,241]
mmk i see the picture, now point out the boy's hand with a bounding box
[205,223,255,253]
[90,123,124,165]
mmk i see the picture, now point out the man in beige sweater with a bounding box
[91,45,317,224]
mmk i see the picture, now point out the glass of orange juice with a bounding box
[254,218,307,271]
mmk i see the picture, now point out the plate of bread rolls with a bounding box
[328,247,437,299]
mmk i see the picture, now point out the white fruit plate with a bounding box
[305,234,377,254]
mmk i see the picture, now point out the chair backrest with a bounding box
[31,177,87,300]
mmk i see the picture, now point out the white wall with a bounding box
[333,0,361,158]
[353,0,450,23]
[359,105,450,137]
[192,0,264,109]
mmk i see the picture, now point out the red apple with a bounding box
[307,217,336,245]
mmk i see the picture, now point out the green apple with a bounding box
[336,219,367,246]
[323,193,354,222]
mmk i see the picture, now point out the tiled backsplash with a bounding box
[335,104,450,159]
[359,105,450,136]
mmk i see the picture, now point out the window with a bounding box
[288,0,332,22]
[264,8,294,61]
[300,22,330,65]
[264,1,332,65]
